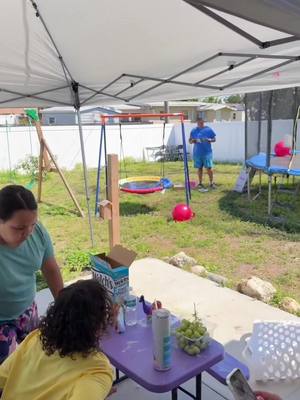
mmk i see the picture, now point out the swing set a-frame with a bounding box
[0,108,84,217]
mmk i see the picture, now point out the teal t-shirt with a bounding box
[0,223,54,322]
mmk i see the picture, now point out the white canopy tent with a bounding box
[186,0,300,37]
[1,0,300,244]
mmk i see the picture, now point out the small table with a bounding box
[101,305,224,399]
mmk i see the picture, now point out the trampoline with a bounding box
[246,152,300,176]
[245,88,300,215]
[119,176,164,194]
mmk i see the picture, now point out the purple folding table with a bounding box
[101,304,224,400]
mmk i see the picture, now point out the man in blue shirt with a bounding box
[189,118,216,192]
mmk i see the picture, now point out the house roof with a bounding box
[198,103,238,111]
[41,104,140,115]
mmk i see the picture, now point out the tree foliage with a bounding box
[224,94,244,104]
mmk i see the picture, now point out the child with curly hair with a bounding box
[0,280,114,400]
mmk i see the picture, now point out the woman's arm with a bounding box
[41,257,64,299]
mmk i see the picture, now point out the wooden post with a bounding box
[37,140,44,203]
[34,120,52,171]
[42,138,85,217]
[107,154,120,250]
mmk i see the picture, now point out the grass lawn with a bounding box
[1,160,299,304]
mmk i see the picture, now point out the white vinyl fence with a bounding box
[0,121,247,171]
[2,119,297,172]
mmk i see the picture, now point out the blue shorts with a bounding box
[194,154,213,169]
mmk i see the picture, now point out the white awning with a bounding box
[0,0,300,108]
[188,1,300,37]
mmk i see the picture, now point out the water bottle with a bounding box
[125,288,137,326]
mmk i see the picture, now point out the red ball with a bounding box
[172,203,195,222]
[274,141,291,157]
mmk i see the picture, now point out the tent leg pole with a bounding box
[76,109,95,247]
[95,124,105,216]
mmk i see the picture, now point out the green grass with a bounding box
[1,161,300,303]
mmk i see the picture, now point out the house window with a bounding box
[232,112,236,120]
[198,111,206,120]
[48,117,56,125]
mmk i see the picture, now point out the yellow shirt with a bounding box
[0,330,113,400]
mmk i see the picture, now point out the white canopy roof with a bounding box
[187,1,300,37]
[1,0,300,108]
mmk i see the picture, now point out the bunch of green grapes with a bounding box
[175,318,209,356]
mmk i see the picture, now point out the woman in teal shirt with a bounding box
[0,185,63,363]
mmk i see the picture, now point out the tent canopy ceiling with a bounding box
[1,0,300,108]
[187,1,300,37]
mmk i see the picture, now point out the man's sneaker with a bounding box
[210,183,217,190]
[198,184,208,193]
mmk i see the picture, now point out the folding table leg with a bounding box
[171,388,178,400]
[196,373,202,400]
[114,368,128,385]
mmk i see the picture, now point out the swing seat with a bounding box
[119,176,164,194]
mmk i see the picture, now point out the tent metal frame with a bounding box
[1,51,298,107]
[0,2,298,109]
[183,0,299,48]
[2,0,300,245]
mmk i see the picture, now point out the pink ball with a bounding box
[274,141,289,157]
[172,203,195,222]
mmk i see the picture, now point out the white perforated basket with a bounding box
[243,320,300,382]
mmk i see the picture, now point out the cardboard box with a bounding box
[90,245,137,301]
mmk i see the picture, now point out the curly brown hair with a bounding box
[39,280,112,358]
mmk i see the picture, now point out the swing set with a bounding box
[0,108,84,217]
[95,113,192,215]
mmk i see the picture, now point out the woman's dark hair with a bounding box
[39,280,113,358]
[0,185,37,221]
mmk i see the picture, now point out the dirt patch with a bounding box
[226,237,242,251]
[236,264,257,278]
[146,237,176,254]
[263,263,289,280]
[236,263,286,281]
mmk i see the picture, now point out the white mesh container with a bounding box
[243,320,300,382]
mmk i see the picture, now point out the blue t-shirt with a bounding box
[190,126,216,157]
[0,223,54,321]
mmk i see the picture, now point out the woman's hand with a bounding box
[255,391,282,400]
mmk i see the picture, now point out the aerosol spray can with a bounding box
[152,308,172,371]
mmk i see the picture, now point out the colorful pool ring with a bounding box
[119,176,164,194]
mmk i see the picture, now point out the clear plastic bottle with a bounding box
[125,288,137,326]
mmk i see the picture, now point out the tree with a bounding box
[200,96,223,103]
[224,94,244,104]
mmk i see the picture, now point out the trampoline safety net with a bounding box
[245,87,300,163]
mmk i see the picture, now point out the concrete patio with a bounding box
[36,258,300,400]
